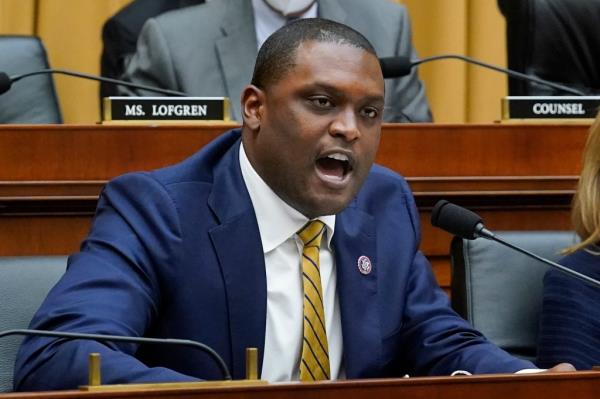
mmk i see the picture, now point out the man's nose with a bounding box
[329,108,360,141]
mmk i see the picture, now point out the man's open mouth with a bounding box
[315,152,354,182]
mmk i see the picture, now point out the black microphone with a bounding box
[430,200,494,240]
[379,54,586,96]
[431,200,600,289]
[0,328,232,380]
[0,72,11,95]
[0,69,187,97]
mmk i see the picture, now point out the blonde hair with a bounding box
[564,113,600,254]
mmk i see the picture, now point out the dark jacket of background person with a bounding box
[536,112,600,370]
[117,0,432,122]
[537,248,600,370]
[498,0,600,96]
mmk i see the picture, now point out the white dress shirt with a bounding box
[251,0,318,48]
[239,143,344,381]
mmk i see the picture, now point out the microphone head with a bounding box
[379,56,413,78]
[430,200,483,240]
[0,72,12,95]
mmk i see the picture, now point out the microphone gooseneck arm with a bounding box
[0,328,232,380]
[487,233,600,289]
[380,54,586,96]
[431,200,600,289]
[10,69,188,97]
[413,54,585,96]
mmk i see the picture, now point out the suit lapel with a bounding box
[333,205,382,378]
[215,0,350,121]
[208,138,267,379]
[215,1,258,121]
[317,0,348,24]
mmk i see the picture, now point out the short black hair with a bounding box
[251,18,378,89]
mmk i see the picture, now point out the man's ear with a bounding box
[241,85,265,131]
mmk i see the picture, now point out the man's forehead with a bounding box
[292,40,382,81]
[259,38,383,95]
[289,40,380,74]
[295,39,373,58]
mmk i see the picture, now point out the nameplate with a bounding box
[103,97,231,122]
[502,96,600,120]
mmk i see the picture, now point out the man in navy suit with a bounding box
[15,18,569,391]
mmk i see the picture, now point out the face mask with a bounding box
[263,0,316,17]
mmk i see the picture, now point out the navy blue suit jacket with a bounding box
[15,129,532,390]
[537,248,600,370]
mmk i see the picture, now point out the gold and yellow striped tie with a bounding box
[297,220,330,381]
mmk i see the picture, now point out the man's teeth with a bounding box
[327,153,349,162]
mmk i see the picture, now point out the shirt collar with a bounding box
[239,143,335,253]
[251,0,318,48]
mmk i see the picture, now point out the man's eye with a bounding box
[361,107,379,119]
[309,97,333,108]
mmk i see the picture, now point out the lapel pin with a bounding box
[357,255,372,275]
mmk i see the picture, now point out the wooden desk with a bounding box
[2,372,599,399]
[0,123,588,291]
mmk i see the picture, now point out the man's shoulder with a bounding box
[136,0,251,54]
[150,0,233,31]
[355,164,413,208]
[366,164,409,189]
[337,0,406,14]
[322,0,407,56]
[326,0,407,24]
[342,164,420,243]
[153,128,242,185]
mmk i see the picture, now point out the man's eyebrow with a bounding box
[305,82,385,104]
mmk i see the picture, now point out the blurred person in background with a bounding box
[116,0,432,122]
[537,112,600,370]
[498,0,600,96]
[101,0,205,100]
